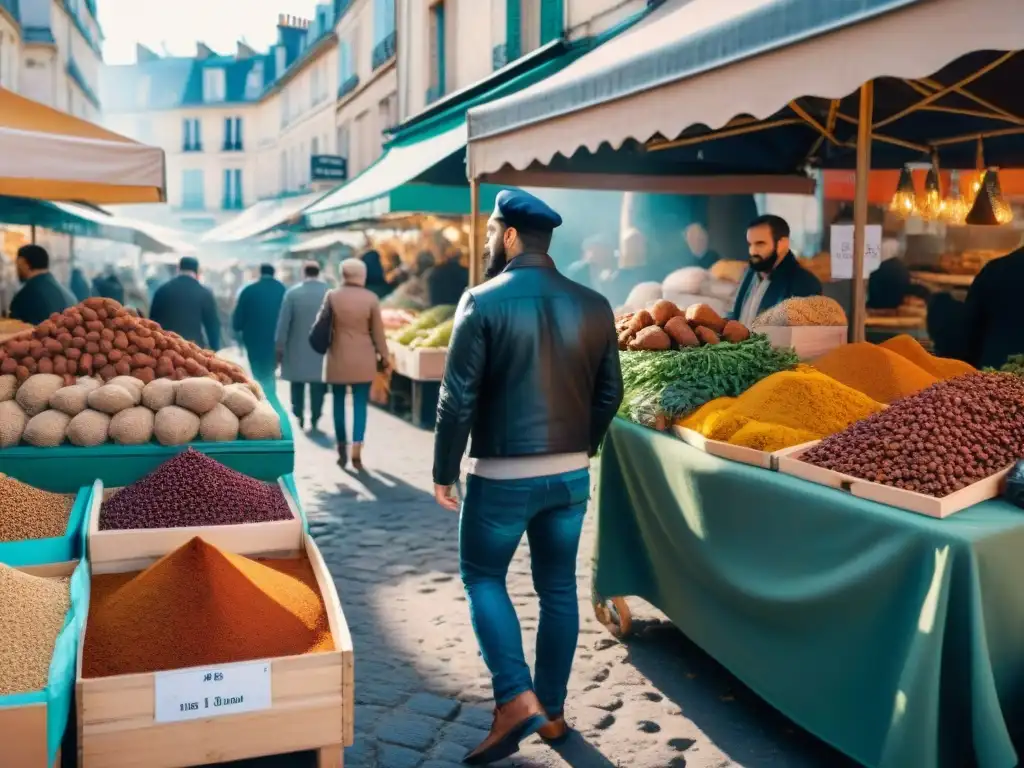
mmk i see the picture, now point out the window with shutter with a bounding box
[505,0,521,61]
[539,0,563,44]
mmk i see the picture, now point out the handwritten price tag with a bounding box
[154,660,272,723]
[830,224,882,280]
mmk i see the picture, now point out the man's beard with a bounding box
[749,250,779,273]
[483,241,507,280]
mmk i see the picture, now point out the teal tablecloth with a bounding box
[595,418,1024,768]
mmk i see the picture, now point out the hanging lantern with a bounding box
[917,165,944,221]
[888,165,918,218]
[942,171,970,226]
[965,168,1014,226]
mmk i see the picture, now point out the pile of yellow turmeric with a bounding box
[678,368,883,452]
[879,334,976,380]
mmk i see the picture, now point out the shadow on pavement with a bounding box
[624,621,857,768]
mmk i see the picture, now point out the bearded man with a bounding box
[732,214,822,326]
[432,189,623,764]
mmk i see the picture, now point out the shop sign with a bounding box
[154,659,272,723]
[830,224,882,280]
[311,155,348,182]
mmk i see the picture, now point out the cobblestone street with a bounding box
[285,391,856,768]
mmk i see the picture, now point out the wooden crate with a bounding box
[76,534,353,768]
[405,348,447,381]
[88,478,304,568]
[0,561,77,768]
[672,426,774,469]
[759,326,848,360]
[775,441,1007,517]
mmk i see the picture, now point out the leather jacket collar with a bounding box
[502,253,556,273]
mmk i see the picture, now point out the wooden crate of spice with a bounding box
[405,348,447,381]
[0,560,83,768]
[87,476,304,568]
[75,534,353,768]
[775,440,1008,517]
[672,426,775,469]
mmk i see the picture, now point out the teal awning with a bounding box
[0,195,194,253]
[202,192,325,243]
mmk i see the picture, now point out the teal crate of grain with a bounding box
[0,559,87,767]
[0,390,294,492]
[0,480,92,567]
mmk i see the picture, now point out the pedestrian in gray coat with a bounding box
[275,262,331,430]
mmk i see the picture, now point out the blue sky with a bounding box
[99,0,324,64]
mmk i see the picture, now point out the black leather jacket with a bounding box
[433,253,624,486]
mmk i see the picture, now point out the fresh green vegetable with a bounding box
[390,305,456,345]
[411,318,454,349]
[619,334,799,426]
[991,354,1024,376]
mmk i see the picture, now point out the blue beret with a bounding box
[492,189,562,232]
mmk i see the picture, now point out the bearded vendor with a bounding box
[731,214,822,325]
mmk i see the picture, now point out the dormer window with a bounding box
[202,67,226,103]
[245,60,264,99]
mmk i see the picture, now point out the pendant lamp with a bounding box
[888,165,918,218]
[942,171,969,225]
[917,164,944,221]
[966,169,1014,226]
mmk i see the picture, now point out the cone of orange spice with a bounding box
[83,538,333,678]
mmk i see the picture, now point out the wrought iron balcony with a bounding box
[371,31,396,71]
[338,75,359,100]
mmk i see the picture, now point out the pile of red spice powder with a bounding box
[82,537,334,677]
[99,448,292,530]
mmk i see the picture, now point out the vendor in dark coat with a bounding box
[149,256,221,350]
[731,215,823,325]
[233,263,287,383]
[961,245,1024,369]
[9,245,77,324]
[69,267,92,302]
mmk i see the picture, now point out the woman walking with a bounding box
[309,258,390,470]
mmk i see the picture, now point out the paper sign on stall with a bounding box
[830,224,882,279]
[154,660,272,722]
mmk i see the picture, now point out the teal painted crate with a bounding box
[0,559,87,767]
[0,483,92,567]
[0,390,294,492]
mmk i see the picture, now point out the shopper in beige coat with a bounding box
[309,258,389,469]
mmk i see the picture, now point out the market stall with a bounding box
[379,305,454,428]
[601,287,1024,767]
[0,298,294,491]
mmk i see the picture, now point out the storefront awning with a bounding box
[201,192,325,244]
[0,87,166,204]
[289,230,368,254]
[0,196,192,253]
[467,0,1024,181]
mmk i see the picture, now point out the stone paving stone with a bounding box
[355,684,409,708]
[454,705,494,730]
[405,692,461,721]
[421,762,463,768]
[440,722,490,751]
[376,711,445,751]
[429,740,470,763]
[353,704,386,733]
[377,743,423,768]
[341,738,374,768]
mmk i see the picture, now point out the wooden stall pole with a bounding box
[469,178,481,287]
[851,81,874,344]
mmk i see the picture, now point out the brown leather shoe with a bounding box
[351,442,364,471]
[538,712,570,745]
[462,691,547,765]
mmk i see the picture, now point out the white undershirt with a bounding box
[465,453,591,480]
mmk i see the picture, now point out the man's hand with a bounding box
[434,484,459,512]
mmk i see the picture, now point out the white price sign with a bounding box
[154,660,272,723]
[830,224,882,280]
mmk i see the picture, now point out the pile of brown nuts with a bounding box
[802,372,1024,497]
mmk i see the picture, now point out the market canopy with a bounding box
[466,0,1024,184]
[0,196,193,253]
[201,192,325,244]
[0,88,166,204]
[289,230,368,254]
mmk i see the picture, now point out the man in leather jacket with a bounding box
[432,190,623,764]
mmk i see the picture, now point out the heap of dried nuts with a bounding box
[99,448,292,529]
[802,373,1024,497]
[0,298,251,387]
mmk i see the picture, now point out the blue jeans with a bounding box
[333,383,370,444]
[459,469,590,714]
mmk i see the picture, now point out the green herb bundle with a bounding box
[992,354,1024,377]
[619,335,799,426]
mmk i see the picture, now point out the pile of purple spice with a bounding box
[99,448,292,530]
